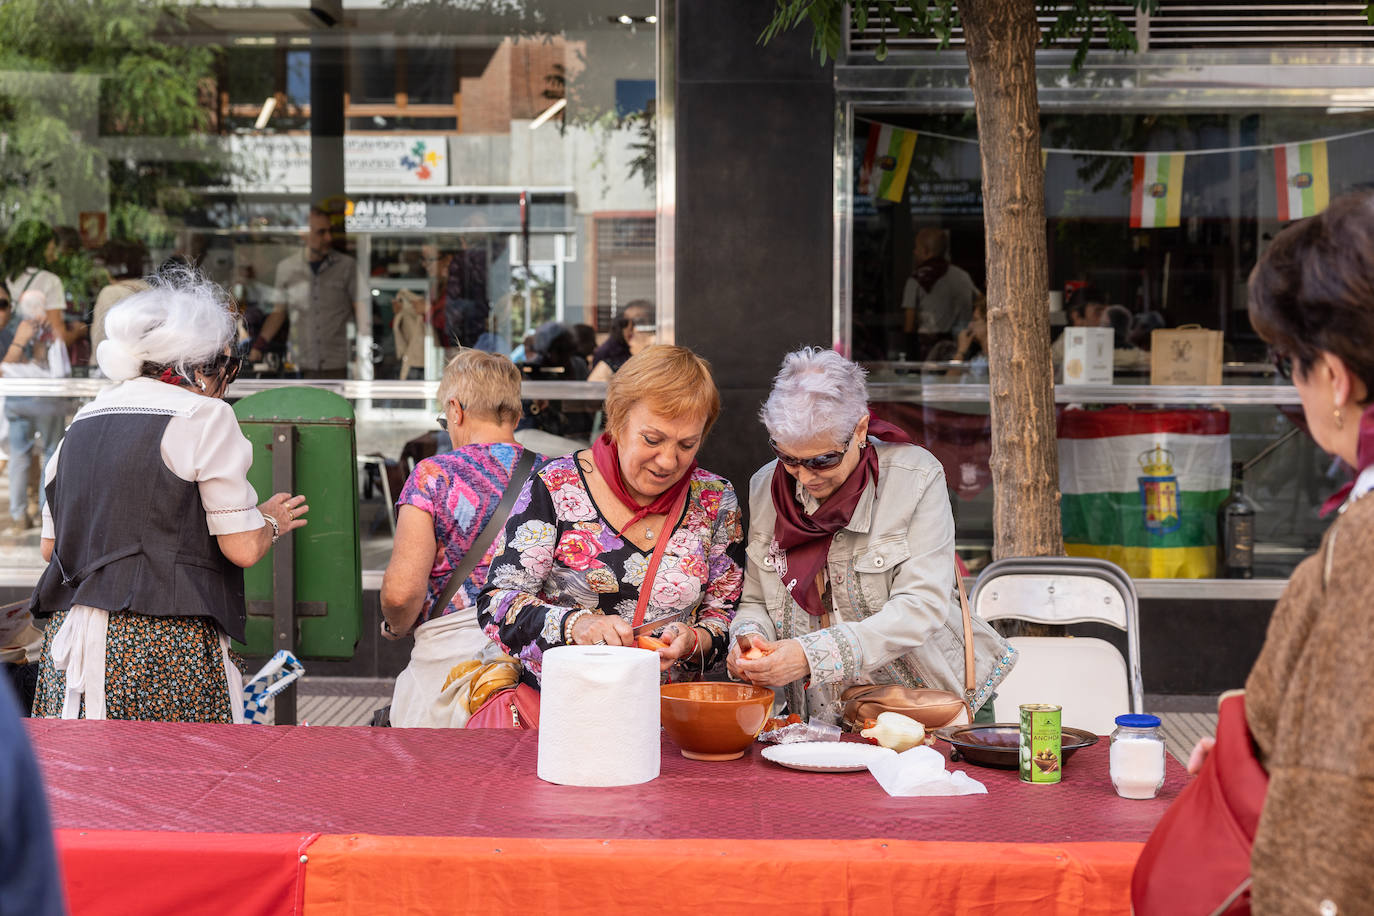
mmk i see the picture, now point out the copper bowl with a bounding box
[660,681,774,761]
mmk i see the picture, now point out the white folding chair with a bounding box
[970,557,1143,735]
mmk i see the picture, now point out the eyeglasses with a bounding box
[208,353,244,384]
[437,401,467,431]
[1271,350,1294,381]
[771,429,857,471]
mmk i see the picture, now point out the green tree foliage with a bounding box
[0,0,214,250]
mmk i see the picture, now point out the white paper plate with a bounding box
[761,741,896,773]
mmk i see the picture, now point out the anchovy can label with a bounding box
[1019,704,1062,784]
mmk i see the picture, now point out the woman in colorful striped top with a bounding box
[380,350,537,727]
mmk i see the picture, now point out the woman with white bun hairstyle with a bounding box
[27,265,309,722]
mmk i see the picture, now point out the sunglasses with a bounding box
[771,429,856,472]
[1270,350,1294,381]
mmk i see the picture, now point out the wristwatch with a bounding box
[264,513,280,544]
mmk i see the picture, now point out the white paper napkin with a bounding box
[867,744,988,797]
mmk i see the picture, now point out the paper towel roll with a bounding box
[537,645,661,787]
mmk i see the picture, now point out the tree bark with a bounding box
[960,0,1063,558]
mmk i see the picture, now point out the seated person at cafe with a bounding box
[928,292,989,381]
[901,227,978,358]
[476,345,746,687]
[1103,304,1150,370]
[1050,284,1110,366]
[728,347,1014,726]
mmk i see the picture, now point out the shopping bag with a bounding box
[1132,691,1266,915]
[242,649,305,724]
[1059,406,1232,578]
[1150,325,1224,385]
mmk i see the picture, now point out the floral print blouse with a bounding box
[475,455,746,684]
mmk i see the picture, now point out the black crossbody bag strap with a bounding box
[431,448,537,616]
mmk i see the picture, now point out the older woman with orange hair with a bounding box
[476,345,745,686]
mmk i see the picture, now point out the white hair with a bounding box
[759,347,869,448]
[96,265,235,382]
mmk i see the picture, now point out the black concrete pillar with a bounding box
[310,30,346,210]
[673,2,835,501]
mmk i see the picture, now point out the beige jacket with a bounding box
[1245,489,1374,914]
[731,441,1014,720]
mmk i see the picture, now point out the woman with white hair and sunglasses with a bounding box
[729,347,1014,726]
[28,266,308,722]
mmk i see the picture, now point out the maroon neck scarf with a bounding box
[913,257,950,293]
[770,414,913,615]
[1320,403,1374,516]
[591,433,697,531]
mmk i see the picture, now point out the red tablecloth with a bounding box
[28,720,1187,915]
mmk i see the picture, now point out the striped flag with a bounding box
[1274,140,1329,221]
[859,123,917,203]
[1130,153,1185,228]
[1059,407,1231,579]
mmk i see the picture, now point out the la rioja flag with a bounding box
[1274,140,1329,221]
[1130,153,1185,228]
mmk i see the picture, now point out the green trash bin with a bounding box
[233,387,362,661]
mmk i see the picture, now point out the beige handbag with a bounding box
[840,571,979,731]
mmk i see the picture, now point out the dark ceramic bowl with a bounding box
[660,681,774,761]
[934,723,1099,770]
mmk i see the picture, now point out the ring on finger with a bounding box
[593,638,607,646]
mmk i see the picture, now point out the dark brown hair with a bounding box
[1248,190,1374,396]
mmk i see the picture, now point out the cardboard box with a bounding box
[1150,326,1224,385]
[1063,327,1114,385]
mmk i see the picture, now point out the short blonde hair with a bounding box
[603,345,720,441]
[437,349,522,426]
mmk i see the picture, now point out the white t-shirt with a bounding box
[900,265,978,335]
[42,377,263,539]
[7,268,65,315]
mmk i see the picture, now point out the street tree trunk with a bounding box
[960,0,1063,558]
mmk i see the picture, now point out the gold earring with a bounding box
[1335,405,1344,430]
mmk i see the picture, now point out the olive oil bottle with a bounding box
[1217,461,1257,579]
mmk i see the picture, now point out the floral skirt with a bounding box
[32,609,244,723]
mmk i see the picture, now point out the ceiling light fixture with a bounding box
[254,96,277,130]
[529,97,567,130]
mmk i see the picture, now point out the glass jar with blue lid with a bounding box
[1109,713,1166,799]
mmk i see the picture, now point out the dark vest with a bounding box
[32,411,247,641]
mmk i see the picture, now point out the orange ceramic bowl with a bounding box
[660,681,774,761]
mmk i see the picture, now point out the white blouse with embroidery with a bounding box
[41,377,264,539]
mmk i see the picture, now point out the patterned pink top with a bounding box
[396,443,536,625]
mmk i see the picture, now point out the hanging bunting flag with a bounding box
[1130,153,1185,228]
[859,123,917,203]
[1274,140,1329,221]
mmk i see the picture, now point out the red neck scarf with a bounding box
[591,433,698,531]
[1320,403,1374,516]
[769,414,913,615]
